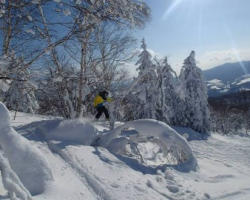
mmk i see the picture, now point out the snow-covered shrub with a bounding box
[0,102,53,195]
[98,119,197,171]
[0,150,32,200]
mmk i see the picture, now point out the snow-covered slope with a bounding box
[1,109,250,200]
[206,79,228,96]
[230,74,250,93]
[203,61,250,97]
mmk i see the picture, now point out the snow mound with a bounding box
[44,119,98,145]
[0,150,32,200]
[0,102,53,195]
[98,119,197,171]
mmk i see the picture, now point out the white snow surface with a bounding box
[206,79,225,90]
[0,106,250,199]
[0,150,32,200]
[207,79,224,87]
[0,102,53,195]
[236,77,250,85]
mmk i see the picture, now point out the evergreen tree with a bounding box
[155,57,183,125]
[123,39,158,120]
[179,51,210,133]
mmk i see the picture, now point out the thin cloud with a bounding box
[198,49,250,69]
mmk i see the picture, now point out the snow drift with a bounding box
[44,119,98,145]
[98,119,197,171]
[0,102,53,195]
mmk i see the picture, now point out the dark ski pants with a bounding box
[95,106,109,120]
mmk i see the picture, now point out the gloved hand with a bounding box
[103,101,109,106]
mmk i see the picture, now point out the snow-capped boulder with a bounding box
[0,102,53,195]
[98,119,197,171]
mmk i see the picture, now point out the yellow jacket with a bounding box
[93,95,112,107]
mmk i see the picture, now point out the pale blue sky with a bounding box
[134,0,250,73]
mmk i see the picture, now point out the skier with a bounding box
[93,90,112,120]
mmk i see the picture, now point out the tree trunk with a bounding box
[76,31,90,118]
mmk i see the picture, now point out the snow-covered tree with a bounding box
[123,39,158,120]
[5,78,39,114]
[0,57,10,101]
[179,51,210,133]
[33,0,150,119]
[155,57,179,124]
[1,0,150,66]
[0,0,150,119]
[0,56,39,114]
[37,65,82,118]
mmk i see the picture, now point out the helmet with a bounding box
[99,90,109,100]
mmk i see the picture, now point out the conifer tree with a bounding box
[156,57,179,124]
[124,39,158,120]
[179,51,210,133]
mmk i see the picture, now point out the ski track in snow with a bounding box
[1,112,250,200]
[45,140,114,200]
[44,142,183,200]
[33,143,96,200]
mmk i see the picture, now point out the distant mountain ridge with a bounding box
[203,61,250,83]
[202,61,250,97]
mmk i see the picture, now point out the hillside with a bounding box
[206,74,250,97]
[203,61,250,97]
